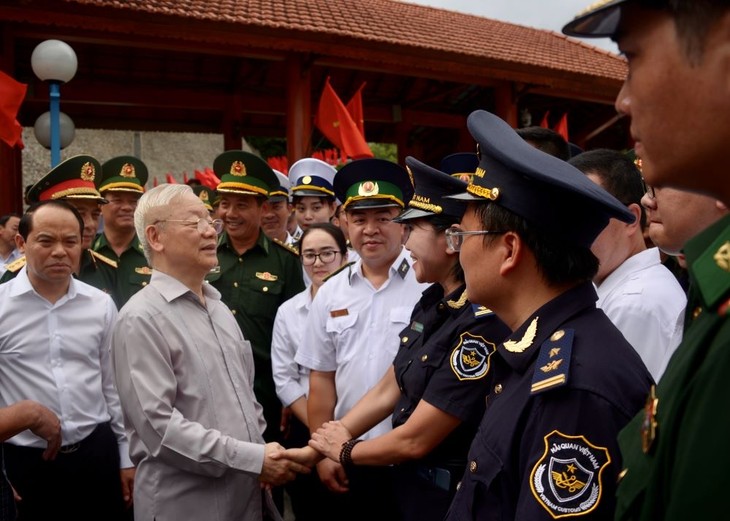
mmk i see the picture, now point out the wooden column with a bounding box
[286,55,311,166]
[222,94,242,150]
[494,82,518,128]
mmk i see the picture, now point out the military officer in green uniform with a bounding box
[564,2,730,519]
[192,185,218,216]
[209,150,305,443]
[1,155,117,297]
[93,156,152,307]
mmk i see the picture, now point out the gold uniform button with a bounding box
[238,258,243,263]
[494,383,503,394]
[550,330,565,341]
[692,306,702,320]
[263,286,269,292]
[141,282,147,287]
[233,282,239,288]
[421,354,428,362]
[400,407,405,412]
[617,468,628,484]
[231,309,237,315]
[402,336,409,343]
[469,461,477,473]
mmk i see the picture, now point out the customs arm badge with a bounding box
[450,332,495,381]
[529,430,611,518]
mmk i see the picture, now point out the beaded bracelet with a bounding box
[339,438,363,467]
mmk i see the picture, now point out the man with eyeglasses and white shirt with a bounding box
[111,184,309,521]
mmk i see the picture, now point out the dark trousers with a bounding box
[346,465,401,521]
[3,422,126,521]
[393,462,462,521]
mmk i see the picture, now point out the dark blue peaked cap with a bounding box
[449,110,635,248]
[393,156,467,222]
[561,0,668,38]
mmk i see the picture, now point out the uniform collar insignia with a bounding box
[714,240,730,272]
[503,316,538,353]
[397,258,410,279]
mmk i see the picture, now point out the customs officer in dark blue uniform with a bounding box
[443,110,653,520]
[308,156,510,521]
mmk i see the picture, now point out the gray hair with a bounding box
[134,184,193,263]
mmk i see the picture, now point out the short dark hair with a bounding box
[569,149,646,227]
[299,222,347,255]
[516,127,570,161]
[0,214,19,227]
[475,202,599,285]
[19,200,84,241]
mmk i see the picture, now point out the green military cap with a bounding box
[214,150,277,198]
[27,154,106,204]
[192,185,217,211]
[334,158,414,211]
[99,156,148,194]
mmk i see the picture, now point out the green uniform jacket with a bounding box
[209,231,304,442]
[0,250,117,301]
[93,233,152,308]
[616,214,730,520]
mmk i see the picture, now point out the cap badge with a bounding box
[80,162,96,182]
[503,316,538,353]
[230,161,247,177]
[302,175,312,185]
[474,167,486,178]
[358,181,379,196]
[120,163,136,178]
[199,191,209,202]
[458,174,472,183]
[714,241,730,272]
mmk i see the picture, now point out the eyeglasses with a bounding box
[301,250,340,266]
[445,227,506,252]
[156,218,224,234]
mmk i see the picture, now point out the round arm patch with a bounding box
[529,430,611,518]
[449,332,495,381]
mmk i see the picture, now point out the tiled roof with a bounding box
[66,0,626,81]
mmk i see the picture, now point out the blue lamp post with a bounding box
[31,40,78,167]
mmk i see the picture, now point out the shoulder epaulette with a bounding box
[323,261,355,283]
[88,249,118,268]
[272,237,299,256]
[4,256,26,273]
[530,328,574,395]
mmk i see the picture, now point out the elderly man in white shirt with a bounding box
[0,200,134,521]
[570,149,686,381]
[0,214,21,276]
[112,184,308,521]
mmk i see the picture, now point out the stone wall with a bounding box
[19,127,254,193]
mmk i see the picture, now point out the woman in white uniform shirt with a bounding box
[271,222,349,520]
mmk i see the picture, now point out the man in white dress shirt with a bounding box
[0,200,134,521]
[570,149,686,380]
[295,158,428,519]
[112,184,308,521]
[0,214,21,277]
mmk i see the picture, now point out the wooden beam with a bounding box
[494,83,518,128]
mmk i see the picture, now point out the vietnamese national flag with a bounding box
[554,113,569,142]
[166,173,177,184]
[0,70,27,148]
[539,111,550,129]
[315,77,372,159]
[346,82,366,138]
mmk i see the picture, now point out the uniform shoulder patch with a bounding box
[4,256,26,273]
[88,249,118,268]
[272,237,299,256]
[471,304,494,318]
[449,332,495,381]
[323,261,355,283]
[531,328,574,395]
[530,430,611,518]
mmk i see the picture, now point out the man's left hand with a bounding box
[120,467,136,508]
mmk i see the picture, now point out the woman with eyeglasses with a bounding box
[271,222,349,520]
[300,157,510,521]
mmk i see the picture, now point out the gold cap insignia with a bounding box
[80,162,96,182]
[714,241,730,272]
[474,167,486,178]
[458,173,472,183]
[120,163,136,178]
[504,316,538,353]
[199,191,209,202]
[358,181,379,196]
[302,175,312,185]
[230,161,247,177]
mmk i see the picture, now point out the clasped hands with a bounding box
[272,421,354,493]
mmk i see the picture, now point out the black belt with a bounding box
[413,463,458,493]
[4,422,109,456]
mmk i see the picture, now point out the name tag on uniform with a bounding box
[330,308,349,318]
